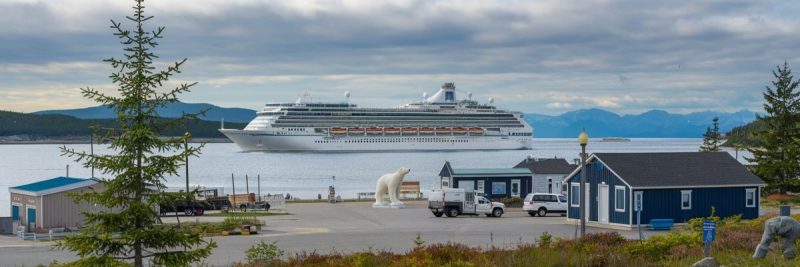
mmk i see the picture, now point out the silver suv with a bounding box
[523,193,567,217]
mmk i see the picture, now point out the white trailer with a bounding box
[428,189,505,218]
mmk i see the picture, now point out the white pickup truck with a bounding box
[428,189,505,218]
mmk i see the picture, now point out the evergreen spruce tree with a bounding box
[58,0,215,265]
[699,116,721,152]
[748,62,800,193]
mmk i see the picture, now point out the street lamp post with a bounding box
[578,128,589,237]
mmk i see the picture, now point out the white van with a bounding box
[523,193,568,217]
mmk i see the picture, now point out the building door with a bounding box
[11,205,19,222]
[585,186,591,221]
[598,185,609,223]
[26,207,36,227]
[476,180,485,194]
[511,179,521,197]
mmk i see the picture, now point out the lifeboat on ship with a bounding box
[419,127,435,135]
[469,127,485,135]
[330,127,347,135]
[402,127,418,134]
[348,127,365,135]
[384,127,401,135]
[367,127,384,135]
[453,127,468,135]
[435,127,451,134]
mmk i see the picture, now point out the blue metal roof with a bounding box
[10,177,91,192]
[452,168,532,175]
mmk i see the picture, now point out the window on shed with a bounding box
[615,186,625,212]
[746,188,757,207]
[492,182,506,195]
[570,183,580,207]
[681,190,692,210]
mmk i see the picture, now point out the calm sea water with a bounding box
[0,138,751,216]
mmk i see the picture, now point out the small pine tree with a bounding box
[748,62,800,194]
[57,1,215,266]
[699,117,721,152]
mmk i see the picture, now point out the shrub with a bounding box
[766,194,796,204]
[246,240,284,264]
[624,232,701,260]
[498,196,523,207]
[537,231,553,247]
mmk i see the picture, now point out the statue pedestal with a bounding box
[372,202,405,209]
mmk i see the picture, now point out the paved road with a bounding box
[0,201,660,266]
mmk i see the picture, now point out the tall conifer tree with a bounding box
[748,62,800,193]
[58,0,215,265]
[699,116,721,152]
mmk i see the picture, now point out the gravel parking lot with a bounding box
[0,201,660,266]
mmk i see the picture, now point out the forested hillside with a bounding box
[723,119,766,147]
[0,110,246,139]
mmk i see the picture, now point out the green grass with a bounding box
[166,216,263,236]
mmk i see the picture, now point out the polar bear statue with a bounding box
[373,167,411,208]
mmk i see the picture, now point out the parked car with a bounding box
[159,200,206,216]
[523,193,567,217]
[206,196,232,210]
[428,188,505,218]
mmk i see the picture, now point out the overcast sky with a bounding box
[1,0,798,114]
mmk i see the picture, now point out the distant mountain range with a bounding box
[525,108,757,138]
[30,103,757,138]
[35,102,256,124]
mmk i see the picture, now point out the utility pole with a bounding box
[231,173,236,210]
[246,174,250,197]
[257,174,261,202]
[66,164,69,177]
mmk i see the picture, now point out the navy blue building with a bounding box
[439,161,532,199]
[565,152,765,228]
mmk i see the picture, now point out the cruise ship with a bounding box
[219,83,533,151]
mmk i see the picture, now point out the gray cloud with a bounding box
[0,0,798,114]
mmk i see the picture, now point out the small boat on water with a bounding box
[601,137,631,142]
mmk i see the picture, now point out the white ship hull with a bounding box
[221,129,532,152]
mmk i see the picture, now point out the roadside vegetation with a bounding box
[203,211,289,217]
[175,217,263,237]
[235,213,800,267]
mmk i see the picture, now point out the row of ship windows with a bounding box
[284,128,305,131]
[314,138,471,144]
[510,132,532,136]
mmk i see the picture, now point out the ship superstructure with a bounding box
[220,83,533,151]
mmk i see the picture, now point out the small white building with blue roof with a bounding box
[439,161,533,199]
[9,176,98,230]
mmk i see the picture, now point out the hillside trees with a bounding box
[748,62,800,193]
[699,116,721,152]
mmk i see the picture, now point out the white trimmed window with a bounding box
[615,186,626,212]
[746,188,757,207]
[570,183,580,207]
[681,190,692,210]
